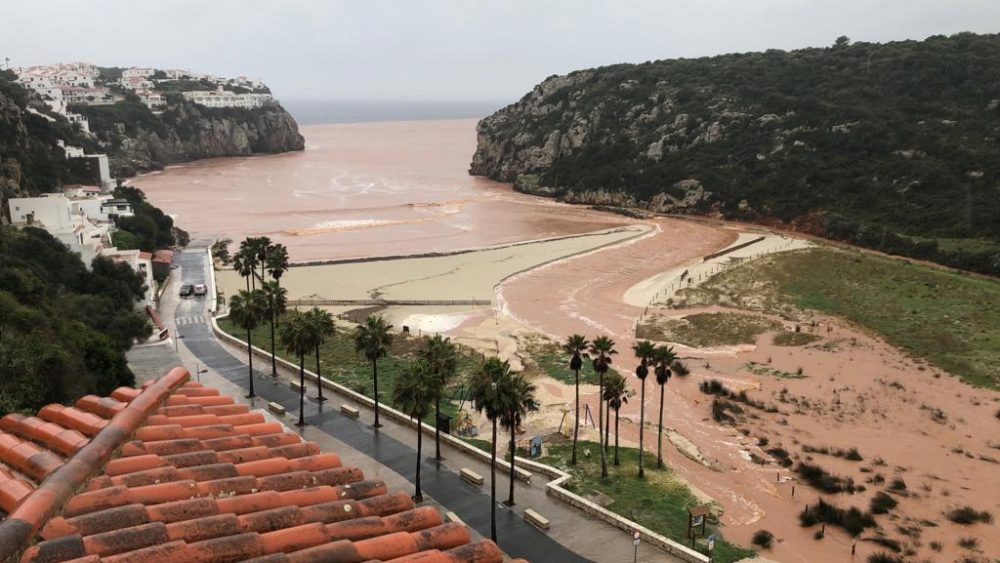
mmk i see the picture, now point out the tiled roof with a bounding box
[0,368,504,563]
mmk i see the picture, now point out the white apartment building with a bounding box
[181,88,273,109]
[119,76,154,90]
[138,91,166,110]
[61,86,114,106]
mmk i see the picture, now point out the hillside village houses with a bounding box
[13,62,273,115]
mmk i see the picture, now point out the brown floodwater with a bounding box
[136,119,624,262]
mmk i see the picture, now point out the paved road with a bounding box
[173,250,593,563]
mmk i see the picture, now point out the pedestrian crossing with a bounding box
[175,315,206,326]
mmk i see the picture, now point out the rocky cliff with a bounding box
[76,97,305,176]
[471,33,1000,275]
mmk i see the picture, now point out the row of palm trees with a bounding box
[231,237,290,390]
[230,284,539,543]
[563,334,677,479]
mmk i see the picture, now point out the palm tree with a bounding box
[233,248,255,292]
[654,345,676,469]
[392,358,436,502]
[265,243,289,283]
[419,335,458,460]
[633,340,656,478]
[604,371,629,466]
[261,280,288,378]
[252,236,272,286]
[280,309,318,427]
[588,335,617,479]
[564,334,589,466]
[306,307,336,402]
[354,315,394,428]
[228,289,266,398]
[469,356,509,542]
[499,371,538,506]
[237,238,263,290]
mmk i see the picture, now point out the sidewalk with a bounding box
[168,246,684,563]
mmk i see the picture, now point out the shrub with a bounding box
[757,437,769,447]
[671,360,690,376]
[958,537,979,549]
[844,447,863,461]
[751,529,774,549]
[870,492,899,514]
[929,541,942,551]
[868,554,903,563]
[796,462,860,494]
[946,506,993,525]
[888,477,907,491]
[865,536,901,552]
[799,499,875,536]
[711,398,742,424]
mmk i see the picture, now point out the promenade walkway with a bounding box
[156,246,684,563]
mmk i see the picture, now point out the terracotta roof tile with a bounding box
[0,367,505,563]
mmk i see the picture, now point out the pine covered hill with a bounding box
[471,33,1000,275]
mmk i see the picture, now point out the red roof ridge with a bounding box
[0,368,189,561]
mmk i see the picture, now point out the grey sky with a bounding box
[2,0,998,103]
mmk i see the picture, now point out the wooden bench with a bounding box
[460,468,484,486]
[289,379,303,391]
[267,402,286,415]
[340,404,360,418]
[523,508,550,530]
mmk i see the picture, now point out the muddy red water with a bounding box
[136,119,623,262]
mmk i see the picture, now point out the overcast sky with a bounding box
[3,1,998,103]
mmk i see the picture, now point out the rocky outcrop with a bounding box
[86,100,304,176]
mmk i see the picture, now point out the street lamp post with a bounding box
[174,333,184,352]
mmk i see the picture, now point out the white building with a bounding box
[138,91,166,110]
[65,113,90,133]
[61,86,114,106]
[119,76,154,90]
[7,193,112,267]
[122,67,155,79]
[181,87,273,109]
[103,248,155,309]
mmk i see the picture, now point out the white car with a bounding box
[193,284,208,296]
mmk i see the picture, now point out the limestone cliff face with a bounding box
[89,100,305,176]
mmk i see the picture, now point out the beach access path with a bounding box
[158,244,686,563]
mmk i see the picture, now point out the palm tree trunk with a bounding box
[614,407,620,465]
[269,312,277,377]
[638,378,646,479]
[372,359,381,428]
[490,418,497,542]
[297,354,306,427]
[598,370,607,479]
[657,383,665,469]
[315,344,325,402]
[434,397,442,460]
[414,420,423,502]
[507,422,516,506]
[571,368,579,465]
[246,328,255,398]
[604,400,610,453]
[245,275,250,293]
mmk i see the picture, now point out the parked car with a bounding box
[193,284,208,296]
[179,283,194,296]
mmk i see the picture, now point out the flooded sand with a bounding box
[136,119,624,262]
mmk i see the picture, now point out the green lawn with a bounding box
[637,312,780,347]
[679,247,1000,390]
[522,335,600,385]
[538,441,754,563]
[218,316,482,424]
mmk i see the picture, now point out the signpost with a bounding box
[632,531,640,563]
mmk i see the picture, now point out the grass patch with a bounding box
[218,315,481,424]
[637,312,779,347]
[521,335,599,385]
[676,247,1000,389]
[772,330,821,346]
[743,361,807,379]
[537,440,754,563]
